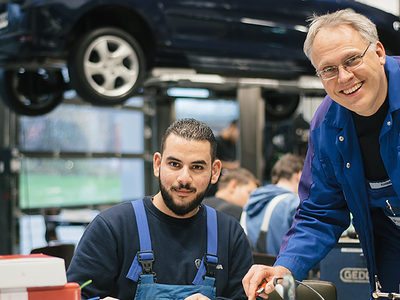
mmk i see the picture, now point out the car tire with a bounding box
[262,90,300,121]
[68,27,146,106]
[0,68,65,116]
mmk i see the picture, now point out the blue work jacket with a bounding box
[275,56,400,294]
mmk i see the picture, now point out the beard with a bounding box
[159,176,211,216]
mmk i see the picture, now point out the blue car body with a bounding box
[0,0,399,79]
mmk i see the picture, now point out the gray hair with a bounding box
[303,9,379,65]
[161,118,217,161]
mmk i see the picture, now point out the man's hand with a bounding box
[242,265,291,300]
[184,293,210,300]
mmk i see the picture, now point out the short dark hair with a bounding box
[230,119,238,126]
[161,118,217,161]
[271,153,304,185]
[218,168,260,190]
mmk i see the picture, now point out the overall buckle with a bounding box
[204,253,218,278]
[137,250,156,280]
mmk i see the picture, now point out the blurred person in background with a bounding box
[203,167,259,221]
[207,120,240,197]
[240,153,304,255]
[216,120,240,169]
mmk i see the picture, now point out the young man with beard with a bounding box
[243,9,400,299]
[67,118,253,300]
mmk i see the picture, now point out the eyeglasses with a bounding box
[316,43,371,80]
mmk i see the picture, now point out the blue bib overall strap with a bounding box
[192,205,218,285]
[126,199,217,299]
[126,199,155,282]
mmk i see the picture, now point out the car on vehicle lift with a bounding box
[0,0,399,115]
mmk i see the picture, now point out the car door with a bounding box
[157,0,315,76]
[221,0,377,76]
[225,0,313,63]
[160,0,240,54]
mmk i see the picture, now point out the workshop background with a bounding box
[0,1,399,299]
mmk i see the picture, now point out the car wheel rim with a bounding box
[83,35,140,97]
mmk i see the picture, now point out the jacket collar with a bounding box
[386,55,400,113]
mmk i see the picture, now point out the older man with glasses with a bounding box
[243,8,400,300]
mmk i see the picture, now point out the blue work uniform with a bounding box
[275,56,400,298]
[127,199,217,299]
[242,185,299,255]
[367,180,400,292]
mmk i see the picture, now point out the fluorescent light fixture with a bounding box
[167,88,210,98]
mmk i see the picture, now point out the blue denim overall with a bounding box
[126,199,217,299]
[367,179,400,293]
